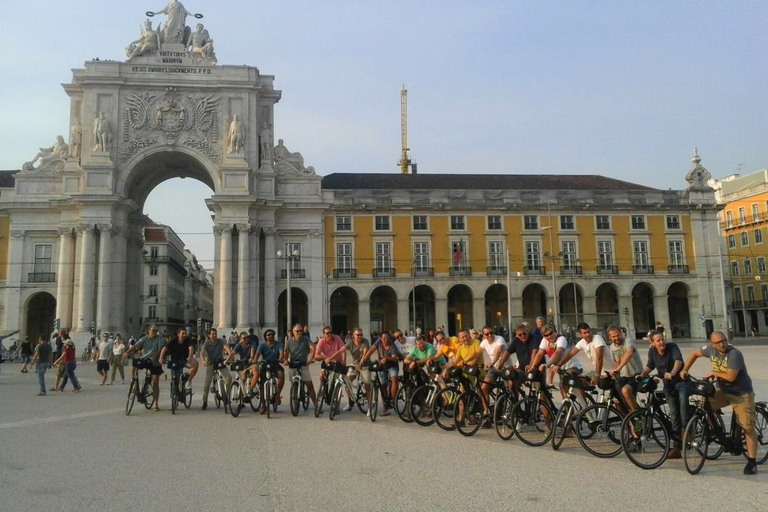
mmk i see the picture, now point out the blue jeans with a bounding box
[36,362,48,393]
[60,361,80,390]
[664,380,690,435]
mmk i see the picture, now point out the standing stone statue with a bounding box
[227,115,244,154]
[93,112,111,152]
[260,124,273,161]
[188,23,217,65]
[69,119,82,158]
[151,0,202,45]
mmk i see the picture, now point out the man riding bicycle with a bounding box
[315,326,345,385]
[605,325,643,413]
[225,332,259,396]
[122,324,165,411]
[362,331,403,416]
[199,328,232,410]
[253,329,285,414]
[158,327,199,391]
[325,327,370,413]
[680,331,759,475]
[282,324,317,408]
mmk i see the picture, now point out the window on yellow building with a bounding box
[596,215,610,230]
[758,257,766,275]
[524,215,538,230]
[738,207,746,224]
[413,215,428,230]
[726,211,733,227]
[631,215,645,230]
[728,234,736,249]
[745,259,753,275]
[598,241,614,269]
[336,216,351,231]
[731,261,739,276]
[525,241,540,269]
[666,215,680,229]
[560,215,575,230]
[375,242,391,270]
[337,243,352,271]
[741,232,749,247]
[755,229,763,245]
[450,215,465,230]
[487,215,502,230]
[374,216,390,231]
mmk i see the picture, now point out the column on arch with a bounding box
[212,225,221,327]
[263,228,277,328]
[55,228,76,330]
[236,223,250,330]
[110,225,128,334]
[218,224,233,330]
[95,224,114,332]
[76,224,97,332]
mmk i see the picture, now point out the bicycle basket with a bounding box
[427,362,442,374]
[636,378,657,394]
[463,365,479,377]
[690,380,715,398]
[166,360,185,370]
[288,360,304,369]
[262,362,273,372]
[369,362,382,372]
[133,358,151,369]
[213,361,226,370]
[448,366,464,379]
[562,374,583,389]
[329,361,346,374]
[502,367,521,381]
[597,375,614,391]
[525,369,541,382]
[230,361,246,371]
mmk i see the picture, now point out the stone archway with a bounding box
[522,284,547,325]
[370,286,398,336]
[559,283,583,328]
[447,284,473,336]
[668,282,691,338]
[330,286,359,335]
[409,285,436,335]
[632,282,656,338]
[595,283,620,330]
[26,292,56,344]
[278,288,309,340]
[485,284,508,332]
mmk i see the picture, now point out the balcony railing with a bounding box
[632,265,654,275]
[411,267,434,277]
[596,265,619,274]
[668,265,690,274]
[280,268,306,279]
[721,212,765,229]
[486,266,507,276]
[731,300,768,309]
[332,268,357,278]
[523,265,546,276]
[449,266,472,277]
[559,265,582,275]
[28,272,56,283]
[372,267,396,278]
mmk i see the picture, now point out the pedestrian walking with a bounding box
[109,334,126,385]
[96,333,112,385]
[54,338,81,393]
[19,336,33,373]
[29,335,52,395]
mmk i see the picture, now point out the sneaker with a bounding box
[70,388,79,393]
[667,449,681,459]
[106,382,113,386]
[381,409,392,417]
[627,438,641,453]
[185,381,192,390]
[544,426,552,438]
[49,387,57,392]
[121,380,125,385]
[37,392,46,396]
[259,405,266,415]
[343,402,353,412]
[744,460,758,475]
[366,409,371,417]
[201,401,208,411]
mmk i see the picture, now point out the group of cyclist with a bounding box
[121,318,761,475]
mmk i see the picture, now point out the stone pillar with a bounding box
[70,229,81,330]
[510,296,523,328]
[619,295,634,338]
[309,230,325,335]
[218,225,233,330]
[212,225,221,327]
[111,226,128,334]
[263,228,276,328]
[55,228,75,330]
[76,225,96,332]
[654,294,672,337]
[435,297,448,334]
[236,223,250,330]
[5,230,25,332]
[96,224,113,332]
[582,295,598,330]
[250,232,260,326]
[472,297,485,331]
[358,298,371,338]
[397,298,410,334]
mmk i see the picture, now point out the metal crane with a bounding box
[399,84,416,174]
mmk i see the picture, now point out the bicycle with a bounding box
[314,361,336,418]
[209,360,229,413]
[228,360,255,418]
[432,366,473,432]
[454,365,509,437]
[619,377,677,470]
[257,361,280,418]
[493,367,524,441]
[125,357,155,415]
[288,361,312,417]
[364,361,384,422]
[682,376,768,474]
[408,361,445,427]
[575,373,633,458]
[395,365,429,423]
[327,362,359,421]
[510,369,560,446]
[167,360,192,414]
[550,370,598,450]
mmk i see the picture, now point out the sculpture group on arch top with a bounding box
[20,0,316,179]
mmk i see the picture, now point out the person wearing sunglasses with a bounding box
[122,324,165,411]
[325,328,370,413]
[531,325,583,396]
[282,324,317,407]
[494,323,541,374]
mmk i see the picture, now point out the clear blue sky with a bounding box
[2,1,766,268]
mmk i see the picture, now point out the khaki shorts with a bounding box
[347,366,371,384]
[709,390,756,430]
[289,365,312,383]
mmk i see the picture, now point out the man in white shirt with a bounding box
[479,325,509,403]
[531,325,583,389]
[551,322,612,385]
[96,333,112,385]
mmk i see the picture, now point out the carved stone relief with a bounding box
[21,136,69,174]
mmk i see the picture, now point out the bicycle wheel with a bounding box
[315,379,327,418]
[512,396,553,447]
[142,379,153,410]
[290,381,300,417]
[356,383,369,414]
[184,380,192,409]
[433,387,459,432]
[494,393,516,441]
[410,385,435,427]
[229,381,244,418]
[369,385,379,422]
[620,409,670,470]
[302,382,310,411]
[395,385,413,423]
[455,390,483,437]
[552,400,573,450]
[329,382,343,421]
[213,378,222,409]
[753,406,768,465]
[682,414,708,475]
[576,403,624,458]
[125,380,137,416]
[171,377,179,415]
[218,377,229,414]
[265,381,273,419]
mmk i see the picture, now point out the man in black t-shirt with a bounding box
[159,327,199,390]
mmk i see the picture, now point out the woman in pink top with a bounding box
[54,339,81,392]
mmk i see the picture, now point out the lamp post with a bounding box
[277,249,299,339]
[412,258,418,337]
[571,258,580,326]
[506,249,513,338]
[542,224,559,330]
